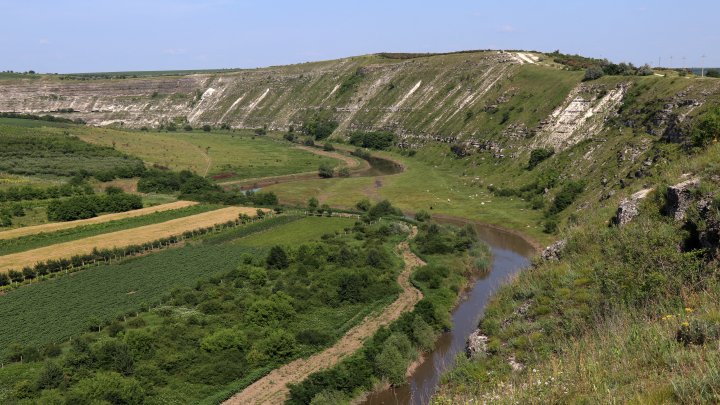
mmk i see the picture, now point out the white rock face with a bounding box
[536,83,627,151]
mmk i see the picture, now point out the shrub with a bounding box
[202,124,211,132]
[527,148,554,169]
[301,110,338,140]
[583,66,604,81]
[322,143,335,151]
[548,180,585,215]
[348,131,396,150]
[338,167,350,177]
[183,124,193,131]
[266,245,289,269]
[318,163,334,178]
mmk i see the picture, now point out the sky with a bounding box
[1,0,718,73]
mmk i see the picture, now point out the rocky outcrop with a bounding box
[665,178,700,221]
[466,329,488,359]
[541,239,567,261]
[613,188,653,226]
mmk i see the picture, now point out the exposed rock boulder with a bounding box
[541,239,567,261]
[466,329,488,359]
[612,188,653,226]
[665,178,700,221]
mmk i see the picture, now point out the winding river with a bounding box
[362,218,535,405]
[227,150,536,404]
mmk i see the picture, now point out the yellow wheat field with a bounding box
[0,201,198,241]
[0,206,262,272]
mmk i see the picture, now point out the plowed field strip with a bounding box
[0,201,198,240]
[0,206,258,272]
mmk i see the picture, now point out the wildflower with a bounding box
[681,321,689,327]
[685,307,694,313]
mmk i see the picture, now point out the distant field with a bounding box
[0,122,145,178]
[235,216,354,246]
[0,206,258,272]
[76,129,338,179]
[0,200,197,240]
[0,204,219,256]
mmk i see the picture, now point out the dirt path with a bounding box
[0,201,198,241]
[224,227,425,405]
[200,146,212,177]
[0,206,263,273]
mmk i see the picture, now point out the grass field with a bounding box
[233,216,354,246]
[0,204,220,256]
[0,200,197,240]
[264,147,549,243]
[0,206,260,272]
[76,128,339,179]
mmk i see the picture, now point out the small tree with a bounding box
[202,124,212,132]
[583,66,604,81]
[266,245,289,269]
[308,197,319,211]
[356,199,371,212]
[183,124,193,131]
[338,167,351,178]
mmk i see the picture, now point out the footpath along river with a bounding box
[362,216,536,405]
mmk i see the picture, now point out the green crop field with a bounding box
[0,204,220,256]
[233,216,354,246]
[76,128,339,179]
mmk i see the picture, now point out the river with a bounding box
[362,218,536,405]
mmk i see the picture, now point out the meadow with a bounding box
[76,128,339,179]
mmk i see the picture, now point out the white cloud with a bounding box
[498,25,515,33]
[39,38,50,45]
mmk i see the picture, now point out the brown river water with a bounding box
[362,217,536,405]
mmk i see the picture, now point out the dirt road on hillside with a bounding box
[224,227,425,405]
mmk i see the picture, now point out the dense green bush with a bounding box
[301,110,338,140]
[46,191,142,221]
[583,66,604,81]
[548,180,585,215]
[349,131,397,150]
[527,148,554,169]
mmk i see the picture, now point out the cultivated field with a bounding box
[0,204,219,256]
[0,200,198,240]
[0,206,260,272]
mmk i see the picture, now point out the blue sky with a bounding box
[1,0,718,73]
